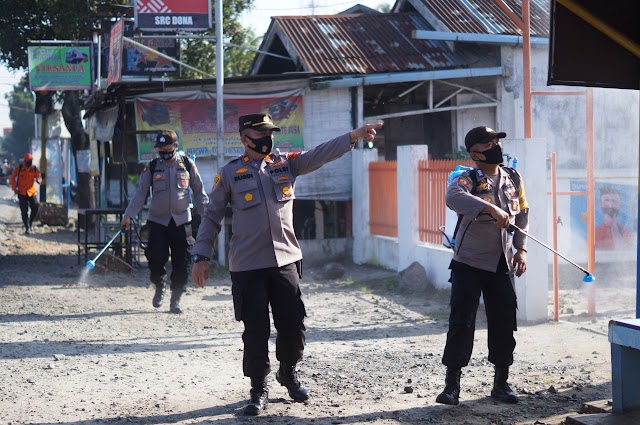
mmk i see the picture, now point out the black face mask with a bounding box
[246,134,273,155]
[25,160,33,167]
[476,144,503,164]
[160,150,176,160]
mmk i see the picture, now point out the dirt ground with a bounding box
[0,184,637,425]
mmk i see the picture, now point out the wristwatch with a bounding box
[191,254,210,263]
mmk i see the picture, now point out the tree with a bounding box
[0,0,256,209]
[2,76,35,163]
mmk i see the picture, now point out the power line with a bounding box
[251,0,371,11]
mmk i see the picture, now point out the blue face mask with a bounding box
[246,134,273,155]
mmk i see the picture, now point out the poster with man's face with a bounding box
[570,181,637,250]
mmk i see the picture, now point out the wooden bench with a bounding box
[609,319,640,414]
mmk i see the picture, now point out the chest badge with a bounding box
[244,193,253,202]
[236,167,248,174]
[278,176,289,181]
[282,186,291,196]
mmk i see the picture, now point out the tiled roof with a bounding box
[414,0,550,36]
[271,13,469,75]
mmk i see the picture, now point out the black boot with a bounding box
[435,367,461,405]
[152,284,165,308]
[491,366,519,404]
[243,378,268,416]
[169,289,184,314]
[276,363,310,402]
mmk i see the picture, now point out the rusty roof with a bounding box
[270,13,469,75]
[414,0,550,36]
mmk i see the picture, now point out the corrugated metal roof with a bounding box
[416,0,550,36]
[273,14,467,75]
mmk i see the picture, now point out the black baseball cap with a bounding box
[464,126,506,151]
[154,130,178,148]
[238,113,281,132]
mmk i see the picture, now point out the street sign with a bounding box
[134,0,212,32]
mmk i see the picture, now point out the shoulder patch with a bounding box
[214,173,221,188]
[458,176,472,187]
[286,152,301,160]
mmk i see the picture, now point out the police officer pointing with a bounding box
[436,126,529,406]
[191,113,381,415]
[121,130,209,313]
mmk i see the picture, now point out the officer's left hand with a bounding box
[350,123,383,143]
[192,261,209,288]
[513,250,527,277]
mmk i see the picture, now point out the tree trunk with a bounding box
[61,91,95,213]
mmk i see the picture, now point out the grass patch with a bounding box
[345,276,399,294]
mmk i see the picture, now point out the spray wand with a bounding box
[509,223,594,283]
[85,229,124,270]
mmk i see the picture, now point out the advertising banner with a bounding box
[28,46,92,91]
[134,90,304,161]
[107,19,124,85]
[135,0,212,32]
[100,19,179,78]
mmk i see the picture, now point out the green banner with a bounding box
[28,45,92,91]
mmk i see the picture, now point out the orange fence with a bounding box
[418,159,475,244]
[369,161,398,237]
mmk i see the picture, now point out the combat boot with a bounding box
[491,366,519,404]
[276,362,310,402]
[243,378,268,415]
[435,367,461,405]
[152,283,165,308]
[169,289,184,314]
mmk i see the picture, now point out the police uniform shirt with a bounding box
[192,133,354,272]
[124,156,209,226]
[446,167,529,273]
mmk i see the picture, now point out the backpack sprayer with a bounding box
[440,153,595,283]
[85,229,124,270]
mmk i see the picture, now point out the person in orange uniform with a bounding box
[11,153,42,234]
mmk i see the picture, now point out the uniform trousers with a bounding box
[230,263,307,379]
[442,256,517,369]
[18,194,39,229]
[145,219,193,291]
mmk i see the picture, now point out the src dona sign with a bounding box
[134,0,212,32]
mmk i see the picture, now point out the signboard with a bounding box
[107,19,124,85]
[134,0,212,32]
[134,90,304,161]
[100,19,179,78]
[28,46,92,91]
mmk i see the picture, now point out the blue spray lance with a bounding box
[85,230,124,270]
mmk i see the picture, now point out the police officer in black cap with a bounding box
[121,130,209,313]
[191,113,381,415]
[436,126,529,406]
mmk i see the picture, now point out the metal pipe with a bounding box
[411,31,548,46]
[215,0,226,266]
[550,152,559,321]
[510,223,591,276]
[586,88,596,314]
[523,0,532,138]
[86,230,122,269]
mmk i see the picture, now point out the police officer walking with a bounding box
[436,126,529,406]
[191,113,381,415]
[121,130,209,314]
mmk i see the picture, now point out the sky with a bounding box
[0,0,390,132]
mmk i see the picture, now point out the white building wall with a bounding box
[295,87,354,200]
